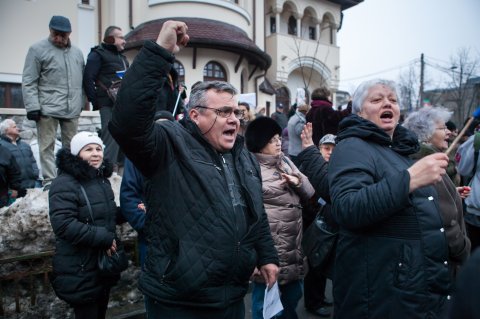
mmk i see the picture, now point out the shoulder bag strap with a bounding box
[79,184,95,225]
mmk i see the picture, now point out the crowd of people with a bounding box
[1,16,480,319]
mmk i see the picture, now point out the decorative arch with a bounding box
[287,57,331,83]
[280,1,299,34]
[302,6,318,40]
[203,61,227,82]
[320,12,336,44]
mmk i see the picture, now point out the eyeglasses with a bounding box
[436,127,449,132]
[268,136,282,144]
[195,106,245,120]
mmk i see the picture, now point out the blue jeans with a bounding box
[251,280,303,319]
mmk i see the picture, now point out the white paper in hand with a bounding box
[263,281,283,319]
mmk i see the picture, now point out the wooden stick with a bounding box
[445,116,475,156]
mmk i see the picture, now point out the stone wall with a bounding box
[0,110,102,146]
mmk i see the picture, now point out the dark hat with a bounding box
[245,117,282,153]
[49,15,71,33]
[446,120,457,131]
[154,110,174,121]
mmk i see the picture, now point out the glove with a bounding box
[26,110,42,122]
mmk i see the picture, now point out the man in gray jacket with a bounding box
[22,15,84,189]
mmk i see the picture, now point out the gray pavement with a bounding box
[109,279,333,319]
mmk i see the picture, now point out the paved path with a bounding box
[109,280,333,319]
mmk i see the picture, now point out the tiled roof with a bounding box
[125,17,271,70]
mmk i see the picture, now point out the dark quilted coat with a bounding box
[109,40,278,308]
[328,115,453,319]
[48,149,119,305]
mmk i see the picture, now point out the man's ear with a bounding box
[189,109,200,124]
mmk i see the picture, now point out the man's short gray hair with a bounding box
[0,118,15,135]
[403,106,452,142]
[186,81,238,112]
[351,79,402,114]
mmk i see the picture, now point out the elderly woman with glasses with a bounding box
[328,79,456,318]
[403,107,470,267]
[245,117,315,319]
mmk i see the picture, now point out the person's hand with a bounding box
[301,122,314,149]
[280,173,300,187]
[107,239,117,256]
[10,189,18,199]
[137,202,146,212]
[407,153,448,192]
[156,20,189,53]
[457,186,471,199]
[26,110,42,122]
[259,264,279,289]
[250,267,261,279]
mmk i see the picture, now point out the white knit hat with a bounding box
[70,131,104,155]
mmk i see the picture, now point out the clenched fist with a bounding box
[407,152,448,192]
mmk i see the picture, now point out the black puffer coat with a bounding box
[48,149,119,305]
[109,40,278,308]
[328,115,452,319]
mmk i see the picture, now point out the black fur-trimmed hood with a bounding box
[55,148,113,181]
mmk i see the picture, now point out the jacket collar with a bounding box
[56,148,113,181]
[337,114,419,156]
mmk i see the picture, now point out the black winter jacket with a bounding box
[109,40,278,308]
[0,135,39,188]
[0,145,24,207]
[48,149,119,305]
[83,43,129,110]
[328,115,452,319]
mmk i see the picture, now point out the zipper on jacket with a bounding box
[160,259,172,285]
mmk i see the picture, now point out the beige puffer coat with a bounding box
[253,153,315,285]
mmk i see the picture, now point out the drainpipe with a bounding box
[97,0,102,43]
[254,71,267,107]
[129,0,133,29]
[337,12,344,31]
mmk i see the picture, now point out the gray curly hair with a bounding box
[351,79,402,114]
[402,107,452,142]
[0,118,15,135]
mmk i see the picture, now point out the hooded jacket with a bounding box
[253,153,314,285]
[48,149,119,305]
[109,40,278,308]
[328,115,452,319]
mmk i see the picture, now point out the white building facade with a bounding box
[0,0,361,117]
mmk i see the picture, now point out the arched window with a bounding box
[288,16,297,35]
[203,62,227,82]
[173,61,185,85]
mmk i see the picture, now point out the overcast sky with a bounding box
[336,0,480,94]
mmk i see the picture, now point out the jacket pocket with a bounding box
[393,243,422,291]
